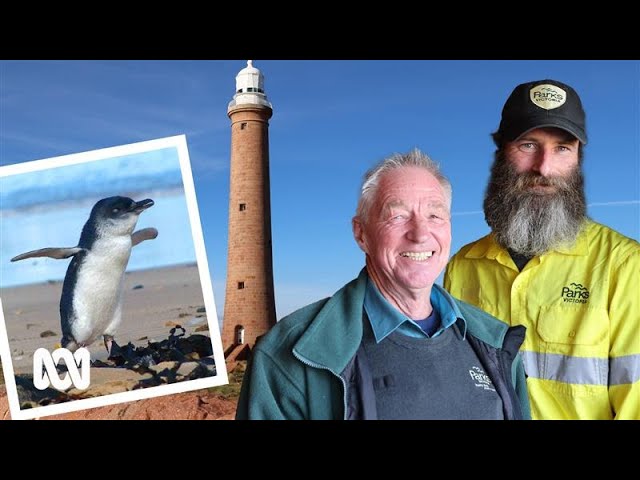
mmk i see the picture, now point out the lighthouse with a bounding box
[221,60,277,361]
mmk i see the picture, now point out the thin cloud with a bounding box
[452,200,640,217]
[0,131,86,158]
[189,154,228,178]
[588,200,640,207]
[452,210,483,216]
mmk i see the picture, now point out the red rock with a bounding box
[0,385,237,420]
[0,386,11,421]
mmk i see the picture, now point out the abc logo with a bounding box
[33,347,91,391]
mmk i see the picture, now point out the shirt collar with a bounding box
[464,224,590,266]
[554,224,589,255]
[464,234,513,267]
[363,274,466,343]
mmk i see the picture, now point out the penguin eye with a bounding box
[112,208,120,214]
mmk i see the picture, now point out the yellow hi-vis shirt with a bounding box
[444,220,639,420]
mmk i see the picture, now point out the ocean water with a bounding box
[1,191,197,288]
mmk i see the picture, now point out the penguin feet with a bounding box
[61,337,80,353]
[103,335,114,354]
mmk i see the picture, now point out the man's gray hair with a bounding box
[355,148,452,222]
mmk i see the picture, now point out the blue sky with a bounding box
[1,60,638,318]
[0,148,183,209]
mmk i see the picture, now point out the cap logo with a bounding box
[529,84,567,110]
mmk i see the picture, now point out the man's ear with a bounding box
[352,217,368,253]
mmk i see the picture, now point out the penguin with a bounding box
[11,196,157,354]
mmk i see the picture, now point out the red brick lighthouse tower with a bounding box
[222,60,277,361]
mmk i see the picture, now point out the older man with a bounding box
[444,79,640,419]
[236,149,530,420]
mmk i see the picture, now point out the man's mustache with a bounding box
[516,173,570,190]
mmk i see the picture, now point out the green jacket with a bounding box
[236,269,531,420]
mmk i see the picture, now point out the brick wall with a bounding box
[222,106,277,354]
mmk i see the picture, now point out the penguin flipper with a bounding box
[11,247,84,262]
[131,227,158,247]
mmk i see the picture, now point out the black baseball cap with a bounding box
[494,79,587,146]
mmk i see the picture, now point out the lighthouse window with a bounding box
[240,122,248,130]
[238,282,245,290]
[239,203,247,211]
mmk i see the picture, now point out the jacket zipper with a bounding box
[497,347,522,420]
[292,350,348,420]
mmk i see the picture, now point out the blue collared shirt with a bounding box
[363,275,467,343]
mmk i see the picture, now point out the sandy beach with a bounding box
[0,262,231,419]
[1,263,215,373]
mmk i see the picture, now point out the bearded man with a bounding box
[444,79,639,420]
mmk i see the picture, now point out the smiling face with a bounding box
[353,166,451,302]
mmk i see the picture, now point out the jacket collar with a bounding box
[292,268,471,374]
[292,268,368,375]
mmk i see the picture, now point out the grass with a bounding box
[207,360,246,400]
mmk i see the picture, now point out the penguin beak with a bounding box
[131,199,154,213]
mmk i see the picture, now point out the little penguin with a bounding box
[11,196,158,353]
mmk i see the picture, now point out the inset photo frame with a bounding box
[0,135,228,420]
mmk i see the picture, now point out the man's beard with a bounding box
[483,153,587,256]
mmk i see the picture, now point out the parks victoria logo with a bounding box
[529,84,567,110]
[561,283,590,304]
[468,366,496,392]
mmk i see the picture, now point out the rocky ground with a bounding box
[0,263,243,420]
[13,328,218,408]
[0,361,244,420]
[1,263,214,375]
